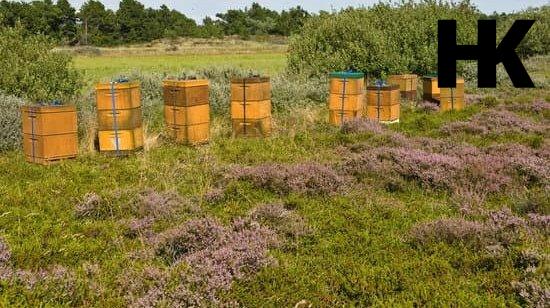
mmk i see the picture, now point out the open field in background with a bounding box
[67,38,288,81]
[1,49,549,306]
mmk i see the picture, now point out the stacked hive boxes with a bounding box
[422,75,440,102]
[439,78,465,112]
[163,79,210,145]
[21,105,78,165]
[230,77,272,137]
[366,83,401,123]
[328,71,365,125]
[388,74,417,100]
[95,81,143,154]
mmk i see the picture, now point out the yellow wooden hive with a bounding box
[388,74,417,100]
[95,81,143,154]
[422,76,440,102]
[439,78,465,112]
[230,77,272,137]
[21,105,78,165]
[328,72,365,126]
[163,79,210,145]
[366,84,401,123]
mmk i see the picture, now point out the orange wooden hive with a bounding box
[328,72,365,126]
[21,105,78,165]
[422,75,440,102]
[439,78,465,112]
[95,81,143,154]
[388,74,417,100]
[230,77,272,137]
[163,79,210,145]
[366,84,401,123]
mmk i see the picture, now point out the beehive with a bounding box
[439,78,465,112]
[21,105,78,165]
[163,79,210,145]
[96,81,143,154]
[388,74,417,100]
[422,75,440,102]
[366,84,400,123]
[230,77,272,137]
[328,71,365,125]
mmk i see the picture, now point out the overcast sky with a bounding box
[68,0,549,22]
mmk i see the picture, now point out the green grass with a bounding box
[74,52,287,81]
[1,54,548,306]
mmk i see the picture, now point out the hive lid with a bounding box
[366,84,400,91]
[329,71,365,79]
[230,76,270,84]
[163,79,209,87]
[21,104,76,113]
[95,81,140,90]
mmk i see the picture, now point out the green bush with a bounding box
[0,26,82,102]
[0,92,25,152]
[287,1,481,77]
[495,6,550,58]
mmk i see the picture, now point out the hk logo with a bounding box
[438,20,536,88]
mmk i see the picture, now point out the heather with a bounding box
[342,140,549,202]
[441,109,547,136]
[228,162,348,195]
[122,205,307,306]
[340,118,386,135]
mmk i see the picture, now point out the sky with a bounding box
[68,0,549,22]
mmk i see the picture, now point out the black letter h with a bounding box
[438,20,535,88]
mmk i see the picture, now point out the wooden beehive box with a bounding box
[163,79,210,145]
[388,74,418,100]
[95,82,143,154]
[422,76,440,102]
[439,78,465,112]
[366,84,401,123]
[163,79,209,107]
[230,77,272,137]
[21,105,78,165]
[328,71,365,125]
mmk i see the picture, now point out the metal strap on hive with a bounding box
[30,108,37,163]
[110,81,121,156]
[242,79,248,135]
[451,88,455,111]
[340,77,348,125]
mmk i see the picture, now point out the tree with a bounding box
[56,0,78,44]
[78,0,118,45]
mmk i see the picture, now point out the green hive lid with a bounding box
[424,72,438,78]
[329,71,365,79]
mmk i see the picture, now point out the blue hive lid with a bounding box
[329,70,365,79]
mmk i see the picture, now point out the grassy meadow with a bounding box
[69,38,287,81]
[0,42,549,307]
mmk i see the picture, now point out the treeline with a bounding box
[288,1,550,77]
[0,0,310,46]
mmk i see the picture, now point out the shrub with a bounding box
[0,26,82,102]
[512,280,550,308]
[340,118,385,134]
[288,2,480,76]
[441,110,546,135]
[74,193,104,219]
[342,141,549,201]
[0,92,25,152]
[416,100,440,113]
[249,203,310,238]
[229,162,347,195]
[409,218,488,246]
[0,237,10,265]
[150,216,280,304]
[182,218,279,300]
[155,217,228,262]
